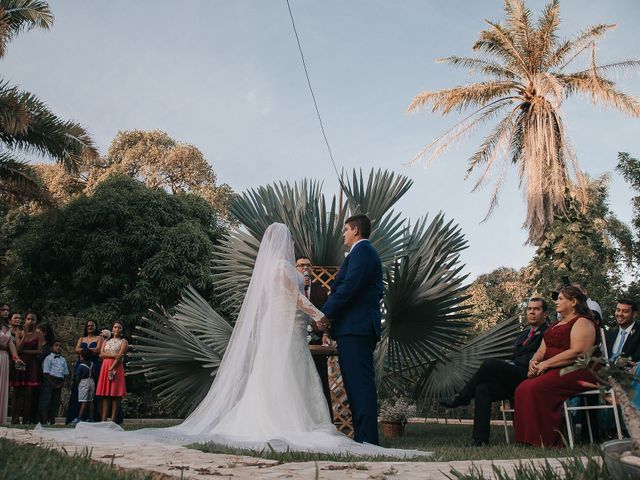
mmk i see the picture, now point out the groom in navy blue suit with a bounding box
[318,214,383,444]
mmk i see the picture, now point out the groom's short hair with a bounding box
[345,214,371,239]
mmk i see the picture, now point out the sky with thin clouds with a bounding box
[4,1,639,279]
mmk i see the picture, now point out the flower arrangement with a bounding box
[378,397,417,424]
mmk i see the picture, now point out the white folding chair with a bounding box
[500,399,514,443]
[562,328,623,448]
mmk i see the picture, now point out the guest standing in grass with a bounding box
[11,312,44,424]
[0,305,25,424]
[39,341,69,424]
[66,320,103,423]
[96,322,128,422]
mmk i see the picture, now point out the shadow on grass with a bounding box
[190,423,602,463]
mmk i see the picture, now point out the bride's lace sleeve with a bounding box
[296,290,324,324]
[279,261,324,324]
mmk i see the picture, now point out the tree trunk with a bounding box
[610,378,640,455]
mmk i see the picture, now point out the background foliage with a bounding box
[0,175,226,329]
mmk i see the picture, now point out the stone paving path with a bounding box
[1,426,571,479]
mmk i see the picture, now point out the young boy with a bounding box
[39,341,69,424]
[72,348,97,423]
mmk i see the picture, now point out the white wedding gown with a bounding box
[35,223,430,458]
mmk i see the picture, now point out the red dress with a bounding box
[10,337,40,387]
[514,316,598,447]
[96,338,126,397]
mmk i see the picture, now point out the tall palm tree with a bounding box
[130,169,519,413]
[408,0,640,244]
[0,1,97,203]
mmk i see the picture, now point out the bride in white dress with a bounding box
[36,223,429,458]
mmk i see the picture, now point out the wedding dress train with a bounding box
[35,223,430,458]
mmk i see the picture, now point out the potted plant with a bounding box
[562,349,640,479]
[379,397,417,438]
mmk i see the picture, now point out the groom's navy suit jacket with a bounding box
[321,240,384,338]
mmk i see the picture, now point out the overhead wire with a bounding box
[285,0,345,189]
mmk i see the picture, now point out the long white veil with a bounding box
[35,223,430,458]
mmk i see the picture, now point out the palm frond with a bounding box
[571,60,640,77]
[212,229,260,318]
[0,80,29,134]
[409,97,514,166]
[437,56,518,80]
[413,314,521,401]
[558,73,640,117]
[343,169,412,265]
[377,213,471,383]
[0,85,98,172]
[128,286,233,415]
[0,0,53,58]
[534,0,560,67]
[407,81,518,115]
[0,150,51,204]
[473,21,529,77]
[546,23,616,70]
[218,179,349,317]
[343,169,412,223]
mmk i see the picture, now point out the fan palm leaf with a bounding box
[377,213,471,385]
[128,285,233,414]
[342,169,411,266]
[408,0,640,244]
[414,314,522,401]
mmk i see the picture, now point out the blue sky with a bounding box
[4,1,639,278]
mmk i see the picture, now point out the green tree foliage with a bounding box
[89,130,233,218]
[0,175,226,328]
[464,267,529,333]
[524,176,629,322]
[616,152,640,300]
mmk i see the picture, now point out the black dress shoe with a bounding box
[438,394,467,409]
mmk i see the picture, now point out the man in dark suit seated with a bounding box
[439,298,549,446]
[606,298,640,362]
[598,298,640,438]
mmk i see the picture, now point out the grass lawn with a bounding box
[0,437,155,480]
[192,422,602,463]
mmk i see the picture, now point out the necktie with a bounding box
[523,328,535,345]
[612,330,628,360]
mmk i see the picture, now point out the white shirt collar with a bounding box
[346,238,368,256]
[619,322,636,335]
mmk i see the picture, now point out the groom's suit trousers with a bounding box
[337,334,379,445]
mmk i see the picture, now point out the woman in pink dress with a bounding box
[514,286,599,447]
[0,306,25,424]
[96,322,128,422]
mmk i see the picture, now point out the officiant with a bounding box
[296,256,332,419]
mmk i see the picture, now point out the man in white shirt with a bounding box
[606,299,640,362]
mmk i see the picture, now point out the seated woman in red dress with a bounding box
[514,286,598,447]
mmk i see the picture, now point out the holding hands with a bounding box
[313,315,331,333]
[527,359,549,377]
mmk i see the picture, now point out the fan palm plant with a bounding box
[0,1,97,203]
[408,0,640,245]
[131,169,524,413]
